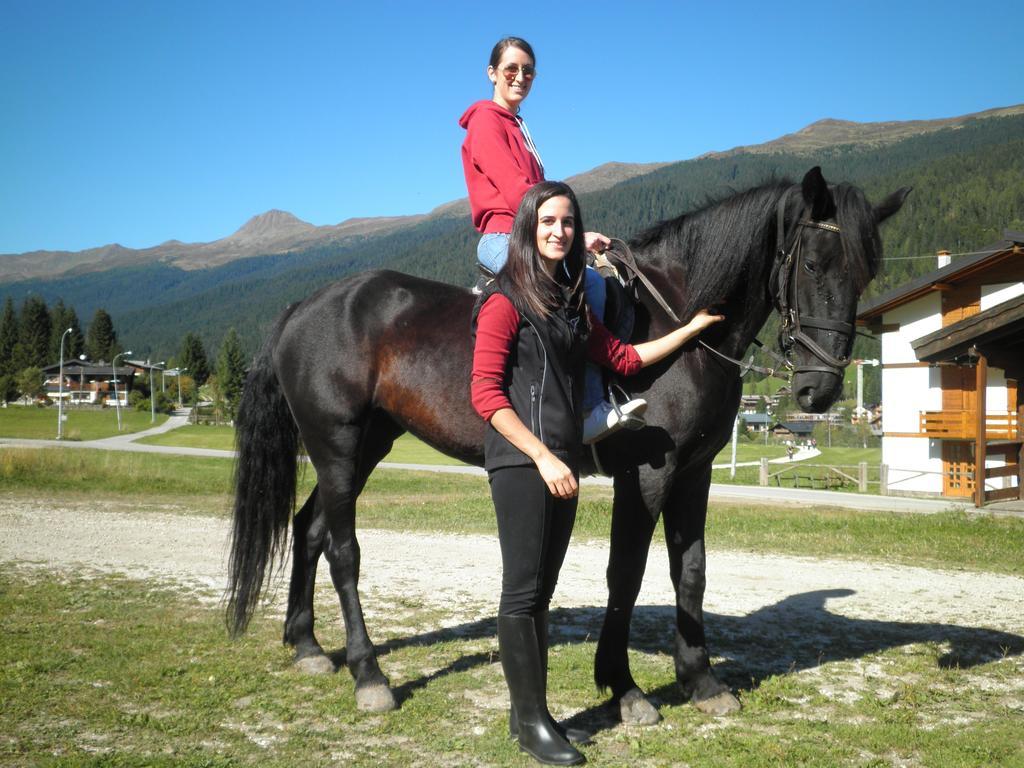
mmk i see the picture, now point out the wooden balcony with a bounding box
[919,410,1019,440]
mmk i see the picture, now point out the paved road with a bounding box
[3,413,1016,515]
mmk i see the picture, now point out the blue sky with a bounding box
[1,0,1021,254]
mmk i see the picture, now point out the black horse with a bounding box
[226,167,909,721]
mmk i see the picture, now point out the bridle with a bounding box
[769,187,854,379]
[604,187,857,380]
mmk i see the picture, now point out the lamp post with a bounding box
[56,327,72,439]
[79,354,87,407]
[148,361,165,423]
[176,367,188,408]
[112,350,133,431]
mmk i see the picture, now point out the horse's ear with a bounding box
[801,166,835,220]
[874,187,912,223]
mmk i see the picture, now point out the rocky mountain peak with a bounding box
[229,210,315,242]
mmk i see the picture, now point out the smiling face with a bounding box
[488,44,535,113]
[535,195,575,276]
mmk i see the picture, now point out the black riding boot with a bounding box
[498,615,585,766]
[510,610,593,746]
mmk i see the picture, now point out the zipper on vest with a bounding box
[530,383,538,435]
[522,317,548,443]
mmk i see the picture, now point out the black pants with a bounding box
[489,465,579,616]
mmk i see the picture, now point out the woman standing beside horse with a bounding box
[473,181,722,765]
[460,36,646,444]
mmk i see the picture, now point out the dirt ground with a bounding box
[2,495,1021,644]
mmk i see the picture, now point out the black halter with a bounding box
[771,187,854,378]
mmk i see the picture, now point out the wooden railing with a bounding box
[919,411,1019,440]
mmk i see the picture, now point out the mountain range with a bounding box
[1,103,1022,360]
[4,104,1021,283]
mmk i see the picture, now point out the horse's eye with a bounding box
[804,261,817,273]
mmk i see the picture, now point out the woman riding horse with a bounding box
[460,36,646,443]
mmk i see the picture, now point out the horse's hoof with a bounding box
[356,684,397,713]
[293,654,336,675]
[618,687,660,726]
[694,691,741,716]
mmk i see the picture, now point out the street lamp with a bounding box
[176,367,188,408]
[56,327,72,439]
[112,350,133,431]
[79,354,87,407]
[148,361,165,423]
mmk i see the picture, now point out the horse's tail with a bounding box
[225,332,299,637]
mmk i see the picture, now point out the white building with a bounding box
[857,231,1023,507]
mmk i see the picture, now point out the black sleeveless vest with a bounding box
[472,285,588,472]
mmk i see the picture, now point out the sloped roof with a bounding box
[857,229,1023,322]
[911,293,1024,380]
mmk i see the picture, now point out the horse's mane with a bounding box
[628,178,881,320]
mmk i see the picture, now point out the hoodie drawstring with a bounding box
[516,115,544,174]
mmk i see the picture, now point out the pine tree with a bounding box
[216,328,247,421]
[48,299,84,363]
[18,296,51,369]
[66,305,85,359]
[0,297,17,377]
[179,332,210,385]
[86,308,118,362]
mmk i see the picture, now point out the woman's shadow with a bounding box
[326,587,1023,731]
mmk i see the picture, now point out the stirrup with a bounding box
[609,384,646,431]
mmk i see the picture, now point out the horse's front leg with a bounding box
[313,425,396,713]
[595,469,661,725]
[663,464,740,714]
[283,486,335,674]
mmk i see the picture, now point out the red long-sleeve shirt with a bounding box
[471,293,643,421]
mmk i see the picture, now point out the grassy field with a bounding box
[1,446,1022,576]
[2,446,1023,765]
[1,566,1021,767]
[134,424,878,472]
[138,427,465,465]
[136,423,236,450]
[0,406,168,440]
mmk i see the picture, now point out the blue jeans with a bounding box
[477,233,510,274]
[477,234,606,411]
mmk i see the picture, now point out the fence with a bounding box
[758,459,885,493]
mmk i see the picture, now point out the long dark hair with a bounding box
[498,181,587,320]
[489,37,535,69]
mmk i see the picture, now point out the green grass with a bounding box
[136,423,236,450]
[0,405,168,440]
[2,566,1021,767]
[712,441,788,464]
[2,447,1023,577]
[133,427,881,472]
[137,427,465,465]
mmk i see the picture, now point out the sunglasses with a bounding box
[500,64,535,81]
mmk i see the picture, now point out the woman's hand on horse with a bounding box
[634,307,727,367]
[688,308,726,333]
[584,231,612,254]
[536,453,579,499]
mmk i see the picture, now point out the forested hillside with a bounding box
[1,114,1021,360]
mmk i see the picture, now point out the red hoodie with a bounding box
[459,100,545,234]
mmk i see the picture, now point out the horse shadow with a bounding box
[323,587,1023,728]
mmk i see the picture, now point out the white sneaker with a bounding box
[582,398,648,445]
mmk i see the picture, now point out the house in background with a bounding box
[857,230,1023,506]
[42,358,137,406]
